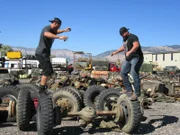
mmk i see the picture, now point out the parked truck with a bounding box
[51,57,68,72]
[22,55,39,69]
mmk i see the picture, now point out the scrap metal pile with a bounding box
[13,66,180,109]
[0,60,180,134]
[140,73,180,108]
[47,70,123,90]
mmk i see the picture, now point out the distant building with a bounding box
[143,51,180,69]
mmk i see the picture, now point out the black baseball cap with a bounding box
[119,27,129,35]
[49,17,62,25]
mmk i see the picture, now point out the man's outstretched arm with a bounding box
[44,32,68,40]
[111,45,124,56]
[44,32,59,39]
[57,28,71,34]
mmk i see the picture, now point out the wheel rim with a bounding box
[1,95,17,118]
[101,95,118,111]
[56,97,74,113]
[1,94,17,103]
[120,101,129,125]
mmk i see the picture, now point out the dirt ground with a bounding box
[0,101,180,135]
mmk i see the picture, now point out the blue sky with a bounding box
[0,0,179,55]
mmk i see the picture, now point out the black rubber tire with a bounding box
[0,86,20,122]
[79,90,85,107]
[17,89,33,131]
[53,106,62,125]
[117,94,141,133]
[17,83,39,99]
[95,88,121,111]
[37,97,54,135]
[63,86,82,101]
[52,88,82,115]
[83,85,105,108]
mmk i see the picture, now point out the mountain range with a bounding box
[12,45,180,63]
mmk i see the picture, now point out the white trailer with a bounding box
[51,57,68,72]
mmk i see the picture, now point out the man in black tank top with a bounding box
[111,27,144,100]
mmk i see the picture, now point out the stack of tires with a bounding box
[15,83,141,134]
[16,83,54,135]
[83,85,141,133]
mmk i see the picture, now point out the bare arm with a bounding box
[44,32,59,39]
[129,41,139,54]
[115,45,125,54]
[57,29,66,34]
[125,41,140,57]
[111,45,124,56]
[44,32,68,40]
[57,28,71,34]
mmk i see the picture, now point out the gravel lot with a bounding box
[0,101,180,135]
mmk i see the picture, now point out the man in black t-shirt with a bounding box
[111,27,144,100]
[35,17,71,96]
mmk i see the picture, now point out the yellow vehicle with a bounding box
[6,51,22,59]
[73,51,92,71]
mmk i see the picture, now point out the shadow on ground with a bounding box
[52,126,114,135]
[0,122,15,128]
[134,115,179,134]
[28,122,37,131]
[31,115,179,135]
[3,115,177,135]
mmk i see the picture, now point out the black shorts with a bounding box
[35,53,53,76]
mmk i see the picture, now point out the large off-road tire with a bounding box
[52,88,82,118]
[63,86,82,101]
[53,106,62,125]
[95,88,121,111]
[17,89,33,131]
[37,97,54,135]
[0,86,20,122]
[17,83,39,99]
[117,94,141,133]
[83,85,105,108]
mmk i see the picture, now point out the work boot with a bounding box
[130,93,137,101]
[140,115,147,121]
[120,88,127,94]
[38,85,49,98]
[39,90,49,98]
[126,92,137,101]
